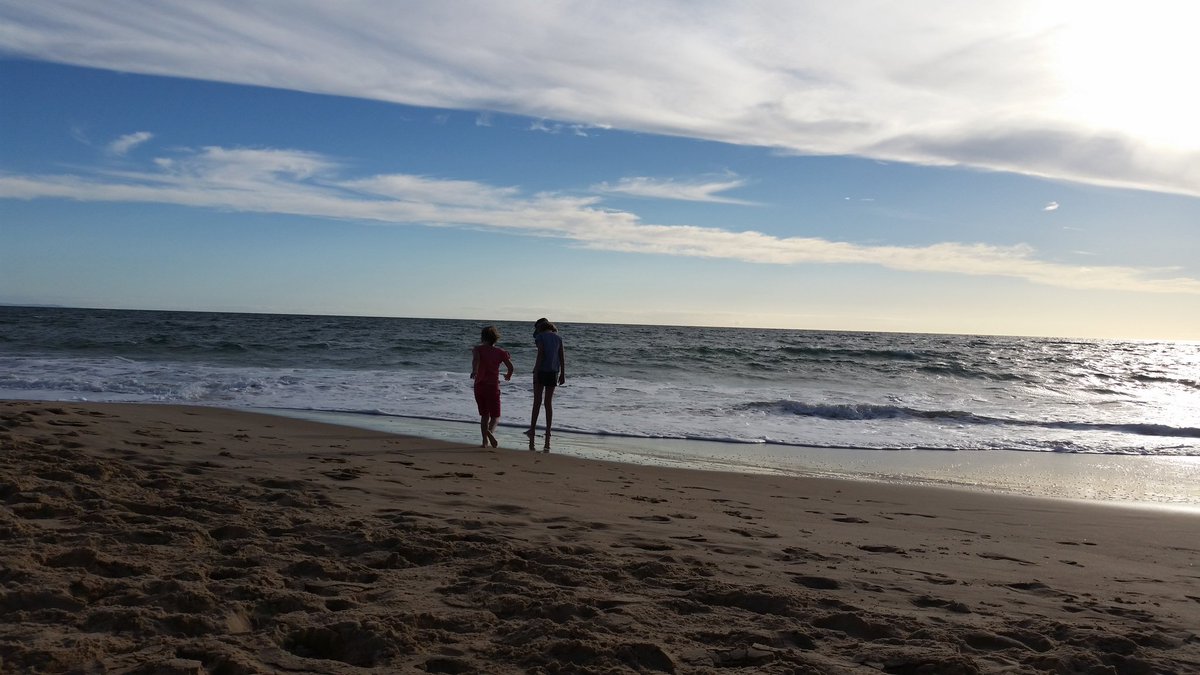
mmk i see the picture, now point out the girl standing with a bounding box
[525,318,565,448]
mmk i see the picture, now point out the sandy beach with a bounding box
[2,400,1197,674]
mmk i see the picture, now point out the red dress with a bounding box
[473,345,510,417]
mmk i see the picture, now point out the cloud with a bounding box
[106,131,153,156]
[2,145,1197,295]
[592,176,757,204]
[70,125,91,147]
[4,2,1195,195]
[1043,201,1059,211]
[871,126,1200,197]
[529,120,600,137]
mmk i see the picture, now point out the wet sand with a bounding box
[2,401,1198,673]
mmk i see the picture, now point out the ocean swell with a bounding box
[739,400,1200,439]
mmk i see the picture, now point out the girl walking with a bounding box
[470,325,514,447]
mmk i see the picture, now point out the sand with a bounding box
[1,401,1197,674]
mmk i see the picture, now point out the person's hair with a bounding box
[480,325,500,345]
[534,317,557,333]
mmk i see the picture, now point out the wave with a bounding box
[779,346,925,361]
[1133,374,1200,391]
[916,363,1027,381]
[778,346,1033,382]
[268,406,1200,456]
[739,400,1200,439]
[212,341,249,353]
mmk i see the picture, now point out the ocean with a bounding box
[3,306,1198,506]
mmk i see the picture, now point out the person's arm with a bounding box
[503,356,514,381]
[557,342,566,385]
[470,346,479,379]
[533,341,545,376]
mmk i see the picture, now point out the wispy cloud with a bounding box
[2,145,1196,295]
[529,120,600,137]
[4,2,1193,195]
[70,125,92,147]
[592,176,757,204]
[1043,201,1059,211]
[105,131,153,156]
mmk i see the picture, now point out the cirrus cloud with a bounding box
[106,131,153,156]
[1,1,1197,196]
[591,176,757,205]
[2,144,1197,295]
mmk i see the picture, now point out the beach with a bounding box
[2,400,1198,674]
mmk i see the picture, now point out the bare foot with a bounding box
[488,432,498,448]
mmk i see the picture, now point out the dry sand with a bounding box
[1,400,1197,674]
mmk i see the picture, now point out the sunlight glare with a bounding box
[1042,2,1200,148]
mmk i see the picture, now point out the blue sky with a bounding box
[1,2,1198,339]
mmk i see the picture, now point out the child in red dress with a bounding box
[470,326,514,447]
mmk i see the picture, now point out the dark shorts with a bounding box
[474,383,500,417]
[536,371,558,388]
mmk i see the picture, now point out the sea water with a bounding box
[3,307,1198,505]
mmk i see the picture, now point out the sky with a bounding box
[1,1,1198,340]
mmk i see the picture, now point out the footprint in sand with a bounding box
[911,594,971,613]
[777,546,840,563]
[616,537,674,552]
[859,544,907,555]
[730,527,779,539]
[978,552,1036,566]
[791,575,840,590]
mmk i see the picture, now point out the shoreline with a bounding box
[2,400,1198,673]
[267,406,1200,511]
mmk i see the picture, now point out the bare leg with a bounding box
[479,415,489,448]
[485,416,498,448]
[543,385,555,448]
[527,379,544,439]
